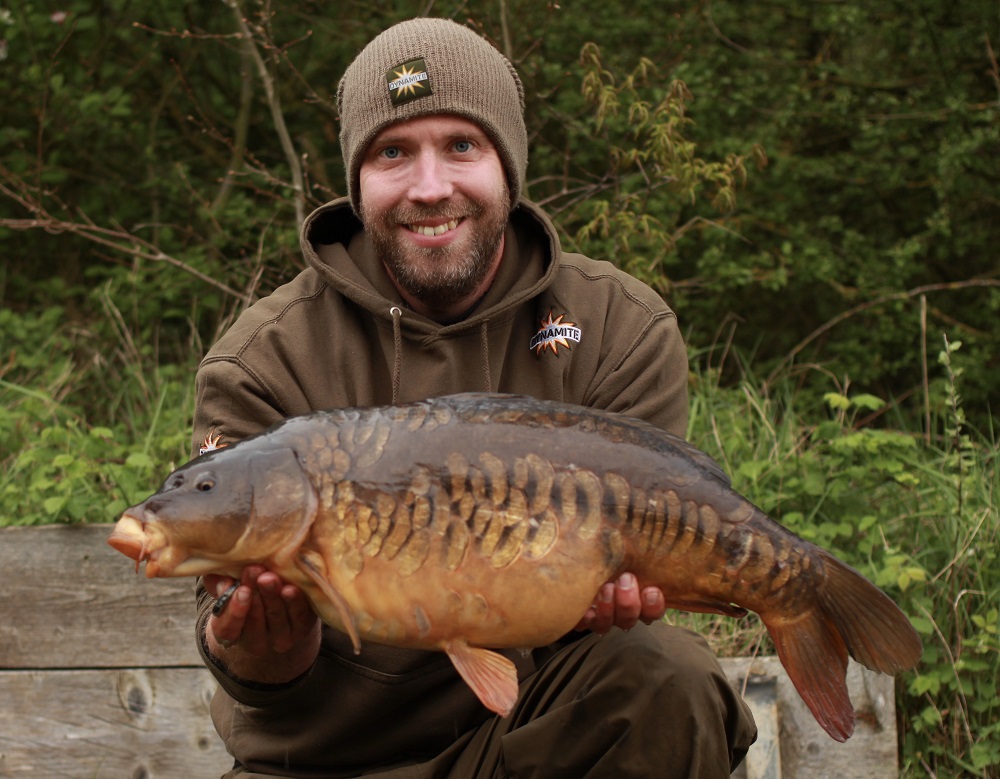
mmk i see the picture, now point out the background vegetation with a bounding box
[1,1,997,776]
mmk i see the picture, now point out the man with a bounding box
[193,17,756,778]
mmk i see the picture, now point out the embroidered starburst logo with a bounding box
[199,430,228,456]
[530,311,583,356]
[386,58,432,106]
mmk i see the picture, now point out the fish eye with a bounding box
[195,475,216,493]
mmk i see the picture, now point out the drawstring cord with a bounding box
[388,307,493,402]
[390,306,402,405]
[480,320,492,392]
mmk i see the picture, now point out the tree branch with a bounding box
[766,279,1000,385]
[1,215,243,300]
[226,0,306,228]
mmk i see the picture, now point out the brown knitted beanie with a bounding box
[337,18,527,213]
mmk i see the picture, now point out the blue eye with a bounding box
[454,140,472,153]
[382,147,400,159]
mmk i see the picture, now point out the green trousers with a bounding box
[225,624,756,779]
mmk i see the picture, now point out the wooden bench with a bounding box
[1,524,232,777]
[0,525,900,778]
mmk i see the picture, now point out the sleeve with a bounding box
[191,357,313,704]
[190,356,288,459]
[586,307,689,439]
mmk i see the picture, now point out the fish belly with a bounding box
[313,528,616,650]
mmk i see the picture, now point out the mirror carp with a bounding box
[108,392,922,741]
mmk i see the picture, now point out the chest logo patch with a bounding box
[530,311,582,356]
[199,430,228,456]
[386,58,432,106]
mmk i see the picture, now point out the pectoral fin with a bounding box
[296,551,362,654]
[444,640,519,718]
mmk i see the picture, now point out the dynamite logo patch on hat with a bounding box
[386,58,432,106]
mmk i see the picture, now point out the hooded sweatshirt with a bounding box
[192,197,689,776]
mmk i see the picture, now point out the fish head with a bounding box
[108,445,318,579]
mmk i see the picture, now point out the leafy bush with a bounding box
[0,289,195,525]
[682,343,999,779]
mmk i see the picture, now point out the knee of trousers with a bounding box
[571,623,733,715]
[497,624,756,777]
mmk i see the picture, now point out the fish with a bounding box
[107,392,922,741]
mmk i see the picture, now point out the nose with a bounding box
[407,150,453,205]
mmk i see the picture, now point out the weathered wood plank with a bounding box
[722,656,899,779]
[0,524,200,668]
[0,667,232,778]
[740,673,781,779]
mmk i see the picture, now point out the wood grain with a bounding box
[0,524,199,668]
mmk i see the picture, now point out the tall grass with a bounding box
[0,297,996,777]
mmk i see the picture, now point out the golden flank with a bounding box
[108,392,922,742]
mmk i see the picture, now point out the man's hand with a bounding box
[575,573,667,634]
[205,566,322,684]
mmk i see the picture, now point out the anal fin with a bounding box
[444,640,519,718]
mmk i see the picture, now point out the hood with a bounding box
[299,197,562,337]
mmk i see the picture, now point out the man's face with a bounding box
[358,115,510,314]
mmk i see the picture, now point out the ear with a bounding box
[235,448,319,566]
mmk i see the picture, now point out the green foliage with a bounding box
[3,0,997,425]
[657,1,1000,425]
[544,43,760,295]
[0,295,195,525]
[684,347,999,779]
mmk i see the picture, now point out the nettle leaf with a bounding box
[52,454,75,468]
[43,495,68,516]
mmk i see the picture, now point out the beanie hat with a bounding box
[337,18,528,213]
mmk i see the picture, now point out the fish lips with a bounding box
[107,509,208,578]
[107,514,147,564]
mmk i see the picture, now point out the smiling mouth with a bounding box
[407,218,461,237]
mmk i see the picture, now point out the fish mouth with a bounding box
[107,514,148,566]
[107,511,229,578]
[107,511,173,577]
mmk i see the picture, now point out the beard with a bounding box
[361,187,510,311]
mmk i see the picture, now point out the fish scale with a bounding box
[107,392,922,742]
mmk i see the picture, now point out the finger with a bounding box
[230,567,273,655]
[212,582,240,616]
[574,605,597,632]
[281,584,320,638]
[257,572,295,652]
[203,573,231,596]
[591,582,616,635]
[208,584,251,649]
[613,573,642,630]
[639,586,667,623]
[241,564,268,586]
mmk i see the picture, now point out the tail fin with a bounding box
[818,551,923,675]
[762,550,922,742]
